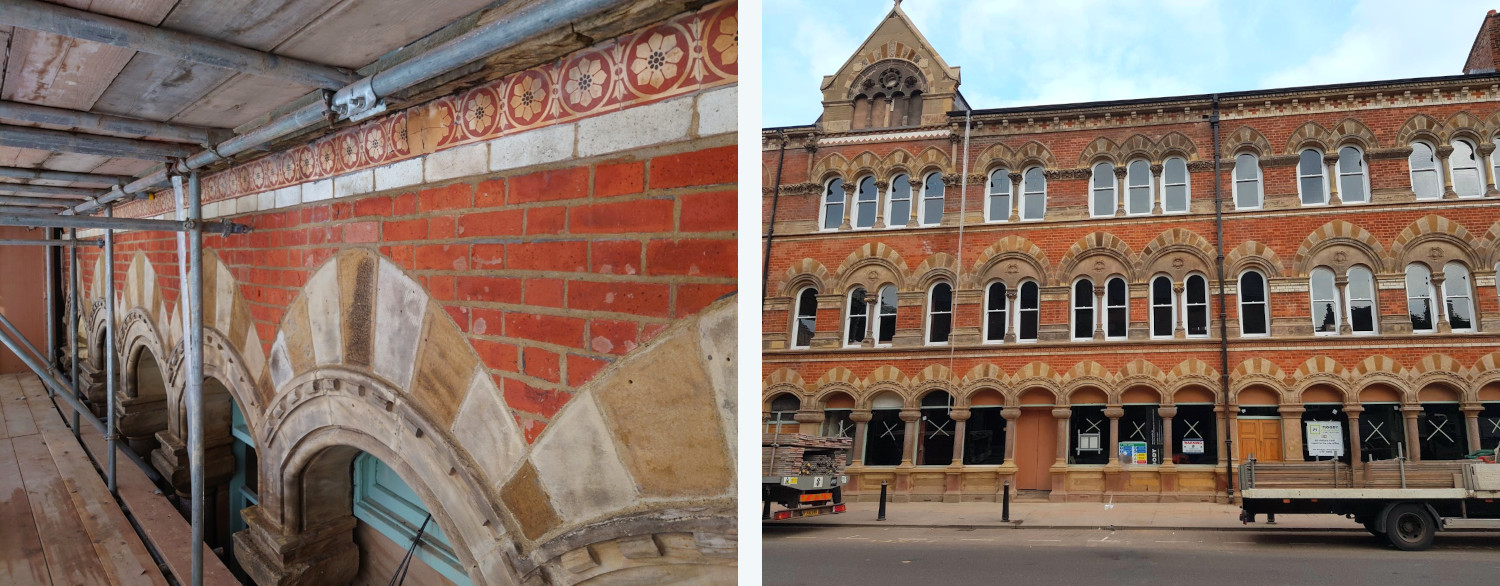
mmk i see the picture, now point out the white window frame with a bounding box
[792,287,818,349]
[874,284,898,348]
[1409,141,1442,200]
[1405,263,1437,334]
[852,176,878,230]
[1103,277,1128,341]
[1162,156,1190,214]
[1125,159,1153,216]
[1443,262,1476,333]
[1336,145,1370,204]
[925,281,952,346]
[1149,275,1176,340]
[1238,271,1270,338]
[983,281,1008,344]
[1021,166,1047,222]
[919,172,944,227]
[1017,280,1040,343]
[1071,278,1096,342]
[1451,139,1484,199]
[1346,266,1378,336]
[1297,148,1329,206]
[1309,267,1341,336]
[986,169,1012,223]
[843,287,868,348]
[1183,273,1210,338]
[1233,153,1263,210]
[819,177,845,231]
[1090,161,1116,218]
[886,173,912,228]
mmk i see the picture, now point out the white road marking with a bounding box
[1026,539,1062,542]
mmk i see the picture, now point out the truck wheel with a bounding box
[1384,503,1436,551]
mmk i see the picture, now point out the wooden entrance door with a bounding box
[1015,407,1058,490]
[1237,419,1282,462]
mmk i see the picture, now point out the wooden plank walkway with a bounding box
[0,372,232,586]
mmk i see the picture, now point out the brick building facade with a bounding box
[60,1,738,583]
[762,4,1500,504]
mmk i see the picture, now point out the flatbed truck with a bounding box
[762,433,850,520]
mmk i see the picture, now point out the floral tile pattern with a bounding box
[126,0,736,217]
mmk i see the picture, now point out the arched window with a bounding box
[1018,281,1040,342]
[1184,274,1209,337]
[875,284,898,346]
[1104,277,1128,340]
[1150,276,1175,338]
[1298,149,1328,205]
[1409,141,1441,199]
[1444,262,1475,332]
[927,282,952,344]
[1337,146,1369,203]
[863,392,904,466]
[1238,271,1269,336]
[986,169,1011,222]
[1126,159,1152,215]
[1072,279,1096,341]
[793,288,818,348]
[1347,266,1377,335]
[854,176,878,229]
[1452,139,1484,198]
[984,281,1008,343]
[920,172,945,226]
[1090,162,1116,218]
[845,287,868,346]
[1021,166,1046,221]
[1163,157,1189,213]
[1310,268,1340,334]
[767,394,800,434]
[887,173,912,227]
[1233,153,1263,209]
[1406,264,1435,333]
[917,391,955,466]
[821,178,845,230]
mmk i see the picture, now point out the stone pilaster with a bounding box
[233,506,359,586]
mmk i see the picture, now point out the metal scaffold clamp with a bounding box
[332,77,385,122]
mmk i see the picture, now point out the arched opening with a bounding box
[1173,386,1218,464]
[1359,384,1406,461]
[851,94,870,130]
[1119,386,1163,465]
[916,390,954,466]
[1013,387,1057,490]
[123,345,169,455]
[1300,384,1349,463]
[1068,387,1109,465]
[863,391,904,466]
[964,389,1006,465]
[820,391,856,438]
[765,393,801,434]
[1236,385,1282,462]
[1418,384,1467,460]
[1480,382,1500,451]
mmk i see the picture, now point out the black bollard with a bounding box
[1002,480,1011,522]
[877,481,888,521]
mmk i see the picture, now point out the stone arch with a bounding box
[1057,232,1137,283]
[1329,118,1380,150]
[974,142,1019,175]
[971,235,1050,288]
[1472,352,1500,390]
[1010,362,1062,406]
[1116,360,1167,403]
[1139,227,1217,280]
[911,252,959,292]
[1284,121,1332,154]
[1293,220,1385,276]
[1482,220,1500,269]
[882,148,918,181]
[1118,134,1156,163]
[779,258,833,298]
[816,366,859,391]
[1222,125,1272,157]
[810,152,851,184]
[1350,355,1406,400]
[836,242,910,292]
[912,146,953,177]
[1396,113,1443,146]
[1226,241,1285,277]
[1290,357,1350,402]
[1388,215,1481,273]
[958,364,1007,405]
[1156,132,1198,161]
[1062,361,1113,403]
[864,365,908,391]
[1410,354,1469,402]
[1167,359,1219,399]
[1441,111,1487,144]
[846,151,883,181]
[1014,140,1058,170]
[1230,358,1287,398]
[118,309,170,455]
[1077,136,1121,166]
[910,364,956,399]
[762,368,807,392]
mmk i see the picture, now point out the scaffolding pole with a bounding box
[43,228,55,375]
[69,227,81,441]
[103,208,118,494]
[186,171,205,586]
[0,238,103,247]
[0,212,248,234]
[0,319,102,433]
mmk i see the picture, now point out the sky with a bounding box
[763,0,1498,127]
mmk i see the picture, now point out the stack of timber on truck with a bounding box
[1240,458,1500,550]
[763,433,851,520]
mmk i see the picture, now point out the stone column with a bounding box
[1279,405,1305,462]
[839,181,855,230]
[1150,163,1164,215]
[1173,282,1187,339]
[1008,172,1023,222]
[906,178,922,228]
[1432,273,1451,333]
[1093,285,1106,341]
[1479,143,1498,196]
[949,409,971,466]
[1344,405,1364,485]
[1113,165,1128,217]
[872,180,889,229]
[1004,289,1019,343]
[1438,145,1458,199]
[1001,407,1021,465]
[850,410,872,466]
[899,409,920,466]
[861,290,877,348]
[865,97,876,129]
[1159,407,1177,467]
[1053,408,1072,466]
[1402,405,1423,462]
[1105,407,1124,467]
[1463,404,1483,453]
[1335,274,1352,335]
[794,409,824,436]
[883,96,895,128]
[235,505,359,586]
[1324,153,1342,205]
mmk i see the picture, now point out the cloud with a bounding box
[1261,0,1493,89]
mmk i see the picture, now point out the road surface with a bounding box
[763,525,1500,584]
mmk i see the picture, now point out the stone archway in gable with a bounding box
[1388,215,1481,274]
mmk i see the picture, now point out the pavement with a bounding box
[768,500,1366,531]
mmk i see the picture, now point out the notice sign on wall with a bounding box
[1305,421,1345,457]
[1119,441,1149,465]
[1181,439,1204,454]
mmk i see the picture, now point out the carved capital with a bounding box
[874,180,890,189]
[1323,153,1340,165]
[841,182,856,195]
[1052,408,1073,420]
[1150,163,1163,175]
[1112,166,1128,179]
[1001,407,1022,420]
[1007,172,1023,184]
[942,173,962,187]
[949,409,971,422]
[908,178,923,189]
[1437,144,1455,158]
[1480,143,1497,156]
[1103,407,1125,419]
[1186,160,1218,172]
[1157,407,1178,419]
[849,410,873,423]
[898,409,921,422]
